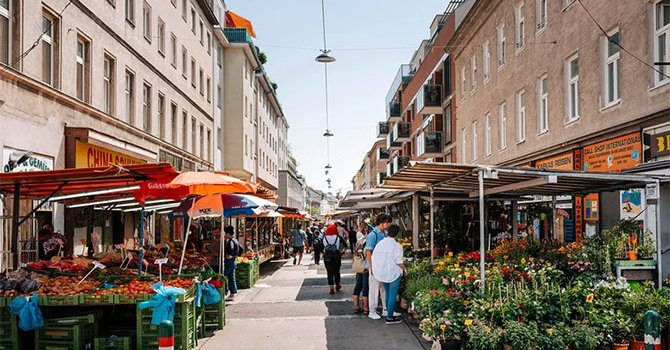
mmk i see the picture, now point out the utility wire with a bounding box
[0,0,74,76]
[577,0,670,81]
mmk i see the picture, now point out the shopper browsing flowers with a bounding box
[371,223,407,325]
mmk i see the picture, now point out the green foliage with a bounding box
[258,51,267,64]
[569,322,601,350]
[401,272,443,303]
[466,319,502,350]
[503,320,538,350]
[636,229,656,259]
[537,326,568,350]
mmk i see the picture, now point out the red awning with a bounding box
[0,163,177,199]
[225,10,256,38]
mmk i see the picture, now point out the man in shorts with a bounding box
[291,224,307,265]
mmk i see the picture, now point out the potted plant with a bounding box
[537,326,567,350]
[609,312,634,350]
[419,310,464,350]
[636,229,656,260]
[503,320,538,350]
[569,322,602,350]
[466,319,502,350]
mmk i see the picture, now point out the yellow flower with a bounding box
[585,293,594,303]
[547,328,554,335]
[448,251,454,257]
[464,319,473,326]
[454,263,460,268]
[440,324,446,331]
[521,258,527,264]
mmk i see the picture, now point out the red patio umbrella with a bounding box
[133,171,257,204]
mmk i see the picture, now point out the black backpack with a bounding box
[323,236,340,262]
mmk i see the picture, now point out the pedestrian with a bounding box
[371,224,406,325]
[348,226,357,254]
[356,223,368,241]
[365,213,398,320]
[291,224,307,265]
[305,223,314,254]
[207,227,222,274]
[352,229,369,314]
[37,223,61,261]
[223,226,241,301]
[312,225,324,265]
[323,224,344,294]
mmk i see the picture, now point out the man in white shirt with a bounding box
[371,224,406,325]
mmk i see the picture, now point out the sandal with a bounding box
[354,308,361,314]
[363,309,369,315]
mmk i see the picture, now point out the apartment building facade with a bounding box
[352,139,389,191]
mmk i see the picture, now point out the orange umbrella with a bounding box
[133,171,257,204]
[225,10,256,38]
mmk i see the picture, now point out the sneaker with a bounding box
[385,317,402,325]
[381,311,402,317]
[368,312,381,320]
[329,288,335,295]
[293,257,296,265]
[335,284,342,292]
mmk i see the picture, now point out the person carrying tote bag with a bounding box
[352,233,369,314]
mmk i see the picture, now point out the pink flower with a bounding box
[445,320,452,326]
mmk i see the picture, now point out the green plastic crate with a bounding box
[114,294,152,304]
[41,295,80,306]
[136,302,197,350]
[0,311,18,350]
[36,324,96,350]
[45,314,97,327]
[80,294,116,305]
[36,340,94,350]
[94,331,135,350]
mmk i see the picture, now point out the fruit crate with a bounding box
[235,262,255,289]
[0,309,18,350]
[203,301,225,331]
[80,294,116,305]
[94,331,135,350]
[136,302,197,350]
[36,324,96,350]
[40,295,80,306]
[45,314,98,327]
[114,294,152,304]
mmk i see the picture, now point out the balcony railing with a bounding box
[223,28,254,44]
[387,101,401,121]
[385,64,415,106]
[377,147,390,160]
[392,122,411,142]
[386,161,394,177]
[417,84,443,115]
[386,132,402,150]
[417,131,443,158]
[376,172,387,184]
[393,155,410,173]
[377,122,389,137]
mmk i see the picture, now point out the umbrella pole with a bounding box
[219,215,224,275]
[138,205,145,276]
[178,215,192,275]
[478,170,486,293]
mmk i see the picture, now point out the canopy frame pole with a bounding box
[430,187,434,264]
[219,214,224,275]
[138,205,145,276]
[178,214,193,275]
[412,194,420,251]
[512,200,518,239]
[11,184,20,269]
[478,170,486,293]
[17,182,67,227]
[655,179,662,290]
[551,195,557,242]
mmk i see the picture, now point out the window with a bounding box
[158,93,165,139]
[182,0,187,20]
[199,67,204,95]
[206,128,211,161]
[199,19,203,45]
[603,30,620,106]
[125,69,135,124]
[41,13,57,86]
[483,41,490,81]
[170,102,177,143]
[537,76,548,133]
[497,25,506,66]
[485,114,492,156]
[206,77,211,102]
[75,35,90,103]
[171,0,176,7]
[0,0,10,65]
[470,56,477,91]
[170,33,177,67]
[216,84,222,108]
[142,82,151,133]
[191,58,196,87]
[499,103,507,149]
[516,90,526,142]
[216,45,223,67]
[244,135,248,156]
[181,46,187,77]
[103,54,115,115]
[125,0,134,24]
[191,8,196,33]
[515,4,525,50]
[142,2,151,42]
[157,19,165,54]
[206,31,211,54]
[199,123,204,159]
[217,127,222,150]
[563,0,575,8]
[471,121,478,161]
[182,110,188,148]
[536,0,547,31]
[191,117,196,153]
[460,66,466,98]
[654,0,670,85]
[566,55,579,122]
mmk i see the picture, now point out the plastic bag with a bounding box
[9,294,44,331]
[137,282,185,325]
[202,283,221,305]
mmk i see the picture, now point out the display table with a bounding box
[614,260,657,282]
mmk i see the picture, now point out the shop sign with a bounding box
[646,183,659,200]
[649,130,670,158]
[584,193,599,221]
[620,189,645,220]
[535,152,574,170]
[75,140,145,168]
[583,132,642,172]
[2,148,54,173]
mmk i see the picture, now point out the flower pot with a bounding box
[627,251,638,261]
[611,344,629,350]
[503,345,513,350]
[440,341,461,350]
[630,340,645,350]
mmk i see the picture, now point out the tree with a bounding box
[258,51,267,65]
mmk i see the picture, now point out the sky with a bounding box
[228,0,448,194]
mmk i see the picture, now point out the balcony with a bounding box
[392,155,410,174]
[223,28,254,45]
[392,122,411,142]
[377,122,389,138]
[387,101,402,122]
[386,162,395,177]
[376,172,387,184]
[417,131,443,158]
[386,132,402,150]
[377,147,390,160]
[417,84,443,115]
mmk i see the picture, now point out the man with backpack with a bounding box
[223,226,242,301]
[312,224,324,265]
[291,224,308,265]
[365,214,399,320]
[323,224,345,294]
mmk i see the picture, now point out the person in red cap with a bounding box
[323,224,345,294]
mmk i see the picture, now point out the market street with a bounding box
[198,253,428,350]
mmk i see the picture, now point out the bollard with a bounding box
[158,320,174,350]
[645,310,661,350]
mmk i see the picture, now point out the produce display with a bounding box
[235,255,260,289]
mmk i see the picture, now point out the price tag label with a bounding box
[93,261,106,269]
[155,258,169,265]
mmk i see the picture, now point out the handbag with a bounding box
[352,255,366,273]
